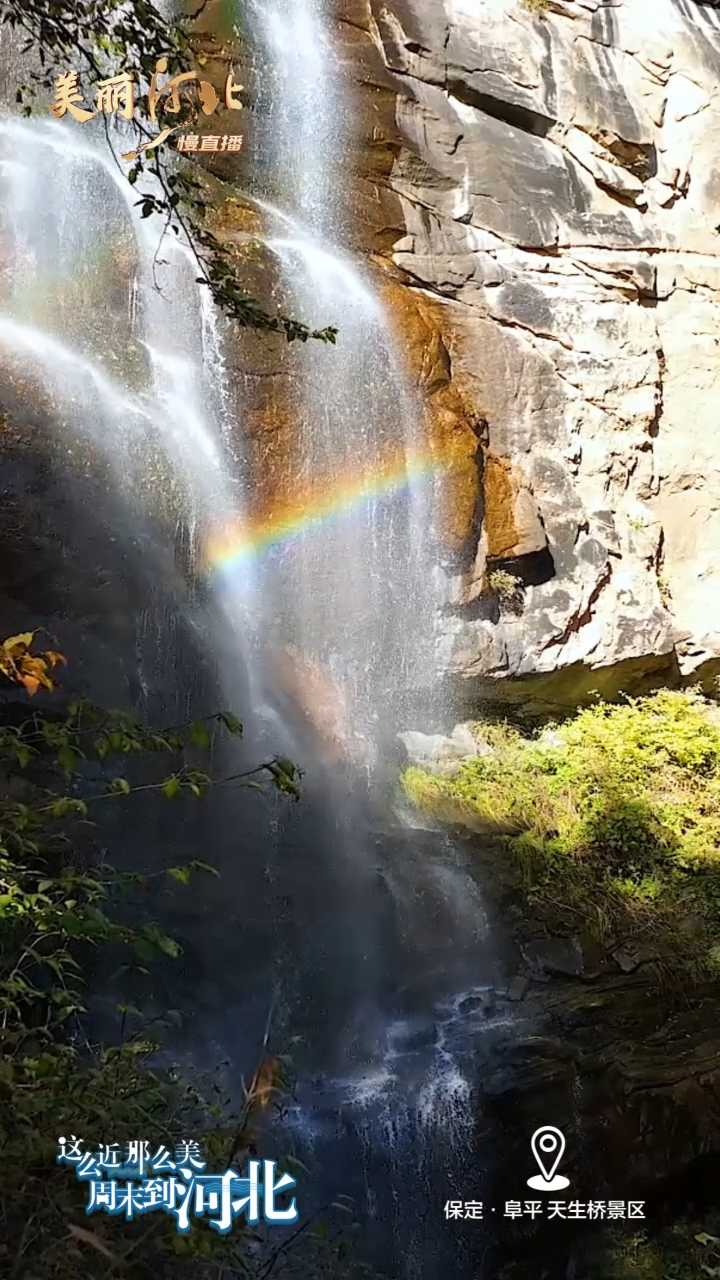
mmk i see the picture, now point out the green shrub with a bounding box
[402,690,720,965]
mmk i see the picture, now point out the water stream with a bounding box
[0,9,501,1275]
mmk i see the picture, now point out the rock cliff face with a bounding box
[328,0,720,712]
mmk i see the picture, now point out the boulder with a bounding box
[398,721,490,770]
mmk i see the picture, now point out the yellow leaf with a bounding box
[2,631,34,656]
[0,632,65,697]
[21,657,53,689]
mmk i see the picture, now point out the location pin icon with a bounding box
[531,1126,565,1183]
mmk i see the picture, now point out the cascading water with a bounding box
[0,120,229,513]
[0,13,504,1275]
[236,0,442,750]
[0,117,262,716]
[221,3,507,1274]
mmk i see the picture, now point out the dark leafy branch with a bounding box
[0,695,302,802]
[0,640,312,1277]
[0,647,370,1275]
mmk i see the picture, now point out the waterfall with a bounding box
[0,19,495,1276]
[0,118,269,718]
[229,0,442,755]
[0,121,230,511]
[232,6,499,1275]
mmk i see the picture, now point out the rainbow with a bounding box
[206,446,448,575]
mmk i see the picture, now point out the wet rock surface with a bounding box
[193,0,720,713]
[321,0,720,711]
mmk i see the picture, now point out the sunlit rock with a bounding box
[398,722,490,771]
[329,0,720,707]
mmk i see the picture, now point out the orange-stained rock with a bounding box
[209,198,265,239]
[378,276,482,559]
[483,454,547,562]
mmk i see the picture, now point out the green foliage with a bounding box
[0,638,314,1275]
[403,690,720,967]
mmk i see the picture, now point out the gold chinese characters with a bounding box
[51,60,245,154]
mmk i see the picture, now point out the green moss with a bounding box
[487,569,524,603]
[402,691,720,967]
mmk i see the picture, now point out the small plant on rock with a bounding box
[488,569,524,604]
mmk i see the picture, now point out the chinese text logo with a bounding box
[50,60,244,160]
[443,1125,646,1226]
[57,1136,298,1234]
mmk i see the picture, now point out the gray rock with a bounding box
[398,722,490,772]
[352,0,720,702]
[459,989,496,1018]
[508,974,530,1002]
[613,948,642,975]
[524,937,585,979]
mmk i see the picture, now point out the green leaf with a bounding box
[268,758,301,800]
[167,866,191,886]
[140,924,181,959]
[276,757,297,777]
[218,711,243,736]
[49,797,85,819]
[133,938,157,965]
[162,775,181,800]
[190,720,211,749]
[56,744,77,774]
[110,777,131,796]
